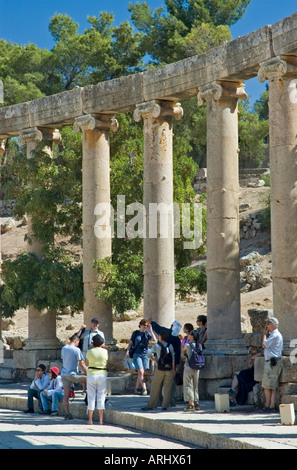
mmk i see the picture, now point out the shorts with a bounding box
[61,374,85,388]
[133,353,150,371]
[262,359,283,389]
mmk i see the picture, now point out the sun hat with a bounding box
[50,367,60,376]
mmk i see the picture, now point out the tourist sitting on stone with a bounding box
[61,334,87,420]
[40,367,64,416]
[228,347,262,406]
[24,364,51,413]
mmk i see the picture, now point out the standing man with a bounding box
[78,318,105,361]
[61,334,87,420]
[261,317,283,412]
[24,363,50,413]
[142,330,175,411]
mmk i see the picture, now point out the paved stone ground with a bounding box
[0,408,200,450]
[1,383,297,450]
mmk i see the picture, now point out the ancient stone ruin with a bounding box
[1,12,297,402]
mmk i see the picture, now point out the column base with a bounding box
[204,338,248,356]
[105,338,118,351]
[24,337,63,351]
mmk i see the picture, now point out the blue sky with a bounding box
[0,0,297,103]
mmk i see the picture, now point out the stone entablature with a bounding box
[1,12,297,138]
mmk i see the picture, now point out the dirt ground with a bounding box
[1,186,272,348]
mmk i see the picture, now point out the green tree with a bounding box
[129,0,250,63]
[238,100,269,168]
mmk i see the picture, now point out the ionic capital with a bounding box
[133,100,183,122]
[19,127,43,146]
[197,81,247,106]
[73,114,119,134]
[257,57,288,83]
[19,127,61,146]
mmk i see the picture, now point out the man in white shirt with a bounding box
[24,363,50,413]
[261,317,283,412]
[78,318,105,360]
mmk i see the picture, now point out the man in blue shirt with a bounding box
[61,334,87,420]
[24,363,50,413]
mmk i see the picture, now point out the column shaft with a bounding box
[74,114,118,345]
[134,100,183,325]
[198,82,247,353]
[19,127,61,350]
[258,57,297,346]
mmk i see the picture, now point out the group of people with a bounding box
[126,315,208,412]
[24,314,284,421]
[24,318,108,425]
[127,314,284,414]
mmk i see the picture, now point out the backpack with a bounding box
[129,331,147,358]
[157,343,173,371]
[188,342,205,370]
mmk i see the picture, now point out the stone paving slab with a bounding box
[1,383,297,449]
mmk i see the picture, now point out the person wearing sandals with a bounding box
[86,334,108,425]
[126,320,156,395]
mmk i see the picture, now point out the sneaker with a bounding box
[134,388,142,395]
[230,400,236,407]
[24,409,34,414]
[194,402,200,411]
[184,404,195,412]
[39,410,51,415]
[228,388,236,398]
[141,389,148,396]
[65,413,73,420]
[51,411,58,416]
[141,407,154,411]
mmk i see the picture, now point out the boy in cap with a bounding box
[24,364,50,413]
[40,367,64,415]
[261,317,283,412]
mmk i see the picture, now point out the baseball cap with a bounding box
[266,317,279,326]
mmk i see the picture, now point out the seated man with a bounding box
[40,367,64,416]
[24,364,50,413]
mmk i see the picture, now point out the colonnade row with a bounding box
[14,57,297,354]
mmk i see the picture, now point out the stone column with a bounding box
[198,81,247,354]
[19,127,62,350]
[74,114,118,346]
[258,56,297,351]
[134,100,183,325]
